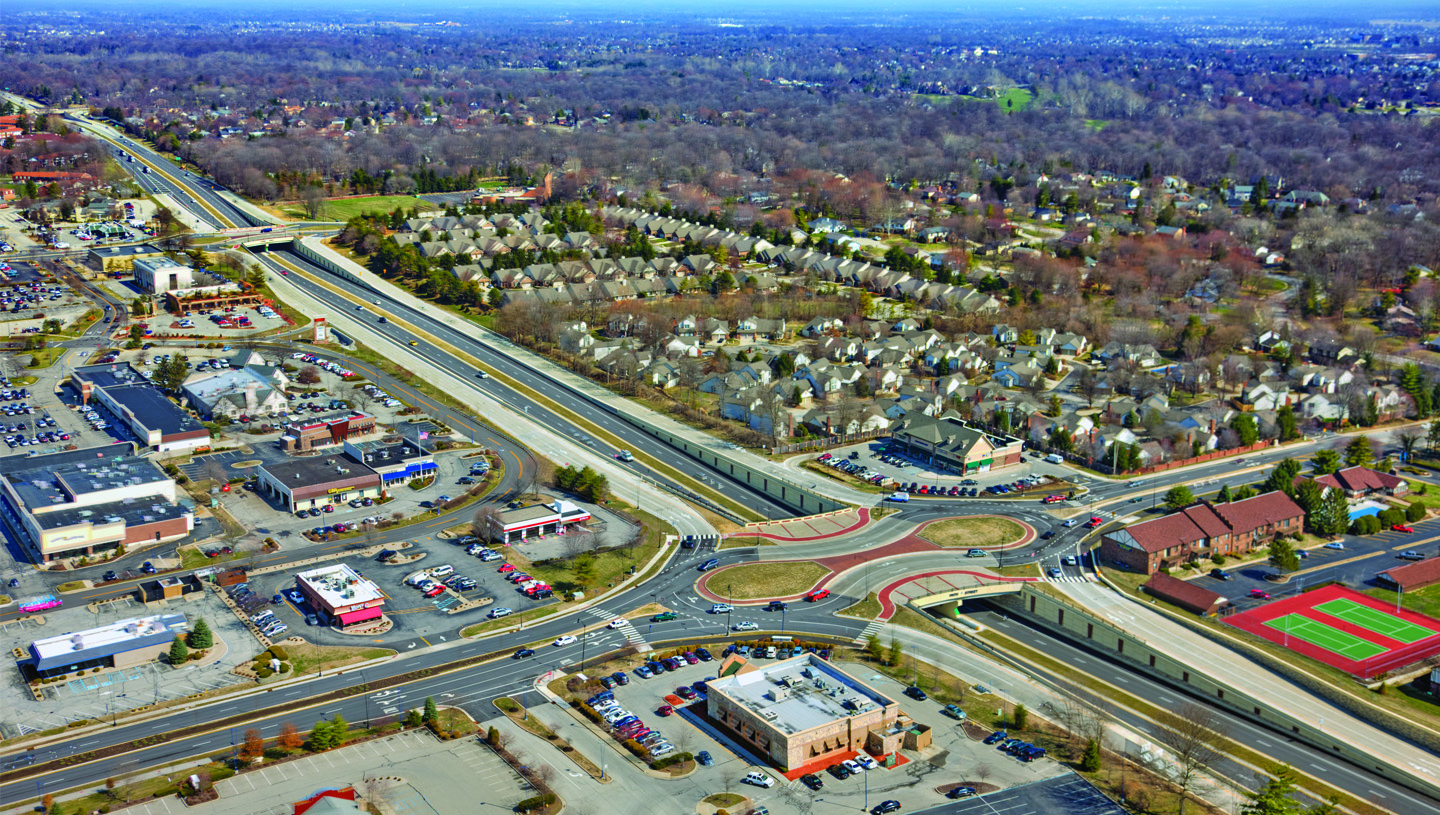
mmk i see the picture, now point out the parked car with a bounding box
[870,801,901,815]
[800,773,824,791]
[903,686,927,701]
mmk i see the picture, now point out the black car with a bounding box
[695,647,713,661]
[513,648,536,659]
[102,571,118,582]
[827,763,852,780]
[766,600,788,611]
[697,751,714,766]
[945,787,976,799]
[612,671,630,686]
[800,773,824,791]
[871,801,900,815]
[1040,530,1055,540]
[600,676,616,689]
[903,686,927,701]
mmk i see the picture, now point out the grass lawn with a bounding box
[919,516,1027,548]
[838,592,881,620]
[961,87,1033,111]
[462,605,563,638]
[1401,482,1440,511]
[704,794,747,808]
[709,561,831,600]
[517,502,668,595]
[281,642,396,675]
[281,195,432,221]
[24,346,66,369]
[1363,583,1440,623]
[434,707,477,736]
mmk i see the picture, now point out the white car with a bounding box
[1324,542,1345,550]
[607,618,628,629]
[554,635,578,647]
[710,603,733,614]
[843,759,863,774]
[489,608,513,619]
[1062,519,1078,528]
[855,754,879,771]
[732,621,759,631]
[1064,555,1078,566]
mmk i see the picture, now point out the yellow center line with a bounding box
[419,636,432,646]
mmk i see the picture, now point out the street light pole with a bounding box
[579,617,588,670]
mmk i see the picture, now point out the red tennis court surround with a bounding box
[1224,584,1440,678]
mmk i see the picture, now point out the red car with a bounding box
[1392,524,1415,533]
[1249,589,1272,599]
[1042,494,1065,504]
[498,563,516,573]
[805,589,831,602]
[1086,516,1103,529]
[423,585,445,598]
[657,705,674,717]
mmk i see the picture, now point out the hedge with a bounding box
[267,645,288,661]
[256,667,273,678]
[622,738,648,758]
[1406,502,1426,522]
[652,751,693,769]
[515,794,557,813]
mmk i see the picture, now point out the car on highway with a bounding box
[1061,519,1078,527]
[1064,555,1078,565]
[1048,567,1062,578]
[617,450,634,462]
[709,603,733,613]
[805,589,831,601]
[513,648,535,659]
[608,618,628,628]
[965,548,986,558]
[652,611,678,622]
[766,600,788,611]
[553,635,577,647]
[699,558,720,571]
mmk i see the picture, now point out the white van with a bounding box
[888,491,910,502]
[744,771,775,788]
[429,564,454,578]
[1043,453,1063,464]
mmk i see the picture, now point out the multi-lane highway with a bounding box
[253,244,800,520]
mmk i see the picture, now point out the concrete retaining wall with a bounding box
[996,586,1440,802]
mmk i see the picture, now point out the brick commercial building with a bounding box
[1309,466,1408,499]
[295,564,386,628]
[1100,492,1305,574]
[0,445,193,563]
[70,363,211,453]
[279,410,377,452]
[889,414,1024,475]
[706,653,923,772]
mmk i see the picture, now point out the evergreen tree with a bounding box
[1080,739,1102,772]
[1217,484,1231,503]
[168,635,189,664]
[188,618,213,649]
[866,634,883,662]
[1231,413,1260,446]
[1012,703,1028,730]
[1275,405,1299,441]
[1343,436,1374,468]
[423,696,439,725]
[1240,764,1337,815]
[1261,459,1302,497]
[1311,449,1342,475]
[1313,487,1350,537]
[1164,485,1196,511]
[1268,537,1300,571]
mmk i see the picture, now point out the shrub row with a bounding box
[652,751,693,770]
[514,793,557,813]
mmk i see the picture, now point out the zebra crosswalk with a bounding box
[586,607,652,652]
[853,618,885,644]
[1044,574,1094,584]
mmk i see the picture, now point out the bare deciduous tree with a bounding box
[1154,703,1228,815]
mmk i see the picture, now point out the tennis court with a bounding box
[1314,598,1438,644]
[1226,584,1440,678]
[1262,614,1389,660]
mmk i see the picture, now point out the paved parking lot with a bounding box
[559,652,1068,815]
[919,773,1125,815]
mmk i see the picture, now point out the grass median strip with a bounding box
[919,516,1028,548]
[709,561,830,600]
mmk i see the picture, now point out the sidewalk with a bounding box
[731,507,871,542]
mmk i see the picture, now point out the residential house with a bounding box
[1099,493,1306,574]
[1310,467,1407,499]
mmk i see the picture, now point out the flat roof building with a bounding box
[890,414,1024,475]
[280,410,377,452]
[0,445,193,563]
[71,363,210,453]
[26,613,188,679]
[256,455,381,513]
[705,653,904,772]
[487,500,592,544]
[344,438,436,488]
[295,564,386,627]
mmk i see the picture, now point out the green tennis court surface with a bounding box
[1262,614,1388,660]
[1314,598,1438,644]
